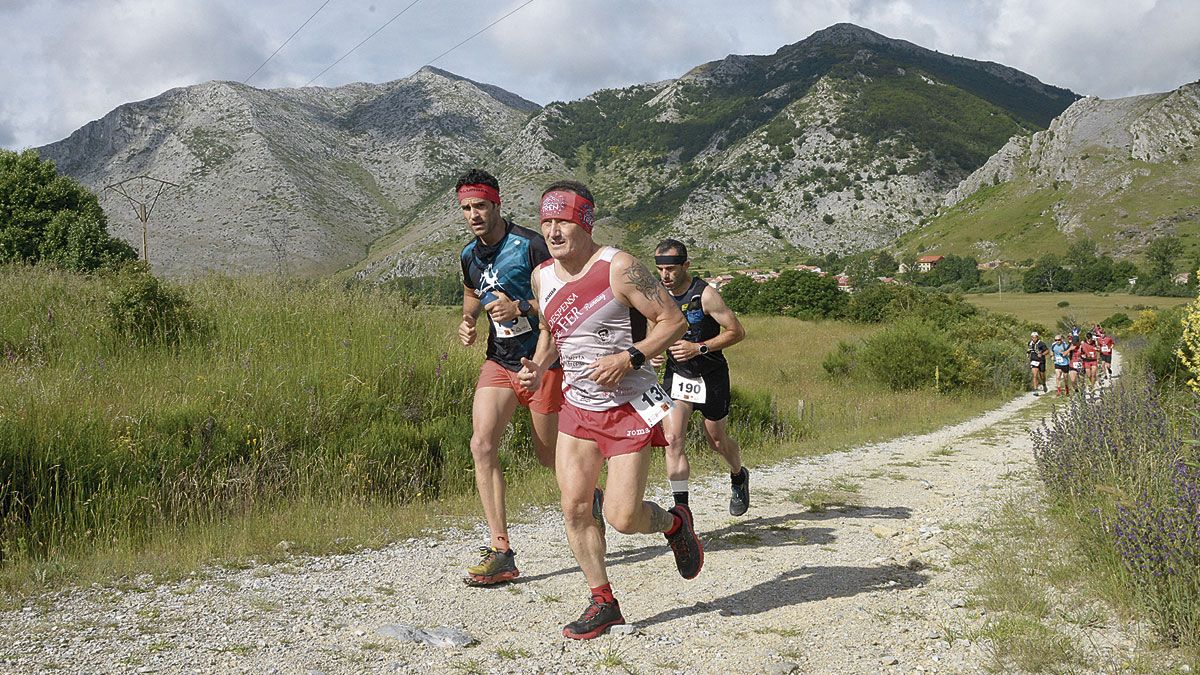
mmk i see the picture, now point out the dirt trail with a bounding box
[0,362,1135,674]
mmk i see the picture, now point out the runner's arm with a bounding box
[459,285,482,346]
[518,271,558,391]
[588,253,686,386]
[699,285,745,351]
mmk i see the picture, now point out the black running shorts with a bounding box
[664,365,732,422]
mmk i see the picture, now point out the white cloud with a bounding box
[1,0,1198,149]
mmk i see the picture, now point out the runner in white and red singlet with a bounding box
[517,180,702,640]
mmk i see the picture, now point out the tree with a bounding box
[1145,236,1183,282]
[1022,255,1072,293]
[872,250,899,275]
[719,275,759,313]
[1065,237,1098,271]
[753,270,845,319]
[0,149,135,270]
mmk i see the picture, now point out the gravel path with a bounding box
[0,360,1136,674]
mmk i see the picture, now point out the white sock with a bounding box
[669,480,689,494]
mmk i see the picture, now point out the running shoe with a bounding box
[562,597,625,640]
[665,504,704,579]
[730,467,750,516]
[463,546,519,586]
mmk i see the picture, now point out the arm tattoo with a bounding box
[648,503,676,533]
[624,261,664,305]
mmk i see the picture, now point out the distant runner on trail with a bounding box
[1051,334,1071,397]
[518,180,702,640]
[651,238,750,516]
[1094,324,1115,380]
[1028,332,1049,396]
[455,168,562,586]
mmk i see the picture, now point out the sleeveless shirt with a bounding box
[666,276,728,378]
[537,247,658,411]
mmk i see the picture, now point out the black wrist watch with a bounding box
[517,299,532,316]
[698,342,710,355]
[626,346,646,369]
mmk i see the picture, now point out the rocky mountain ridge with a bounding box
[915,81,1200,261]
[36,24,1081,278]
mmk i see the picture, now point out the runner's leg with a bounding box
[702,416,742,475]
[603,448,675,536]
[557,432,608,587]
[529,410,558,469]
[663,401,693,504]
[471,387,520,551]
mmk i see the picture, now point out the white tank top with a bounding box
[537,247,658,411]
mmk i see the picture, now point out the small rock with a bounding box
[275,540,293,552]
[1180,666,1192,674]
[609,624,638,636]
[924,630,940,640]
[881,657,899,666]
[428,541,438,548]
[948,597,966,609]
[871,525,899,539]
[767,662,798,675]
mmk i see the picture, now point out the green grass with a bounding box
[962,496,1198,671]
[1,266,1015,595]
[905,154,1200,264]
[964,292,1189,330]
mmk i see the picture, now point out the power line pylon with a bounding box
[104,175,180,264]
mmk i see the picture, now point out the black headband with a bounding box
[654,254,687,265]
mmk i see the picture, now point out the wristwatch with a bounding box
[626,346,646,369]
[517,299,532,316]
[698,342,709,355]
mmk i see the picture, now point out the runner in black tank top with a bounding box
[667,276,727,379]
[653,238,751,517]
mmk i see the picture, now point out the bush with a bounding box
[1033,376,1200,644]
[1102,312,1132,332]
[1136,306,1187,384]
[1057,300,1070,308]
[858,318,956,391]
[105,263,208,346]
[821,340,857,378]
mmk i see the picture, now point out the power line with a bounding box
[305,0,425,87]
[423,0,536,69]
[243,0,335,84]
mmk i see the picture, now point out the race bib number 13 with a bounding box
[670,373,707,404]
[630,384,673,427]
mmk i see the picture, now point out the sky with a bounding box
[2,0,1198,150]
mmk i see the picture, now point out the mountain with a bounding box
[36,24,1078,278]
[904,81,1200,263]
[36,68,538,277]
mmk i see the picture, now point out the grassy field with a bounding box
[963,291,1190,332]
[0,265,1016,595]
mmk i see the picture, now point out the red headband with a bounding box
[539,191,595,233]
[457,183,500,206]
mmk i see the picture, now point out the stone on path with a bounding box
[375,624,476,648]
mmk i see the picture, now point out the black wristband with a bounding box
[626,346,645,369]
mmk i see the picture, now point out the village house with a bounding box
[915,255,944,273]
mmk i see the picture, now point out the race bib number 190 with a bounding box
[630,384,673,427]
[670,373,707,404]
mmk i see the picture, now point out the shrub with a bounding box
[821,340,857,378]
[858,318,955,391]
[1182,299,1200,393]
[1033,376,1200,644]
[1102,312,1133,332]
[1136,306,1187,384]
[105,263,208,346]
[1057,300,1070,308]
